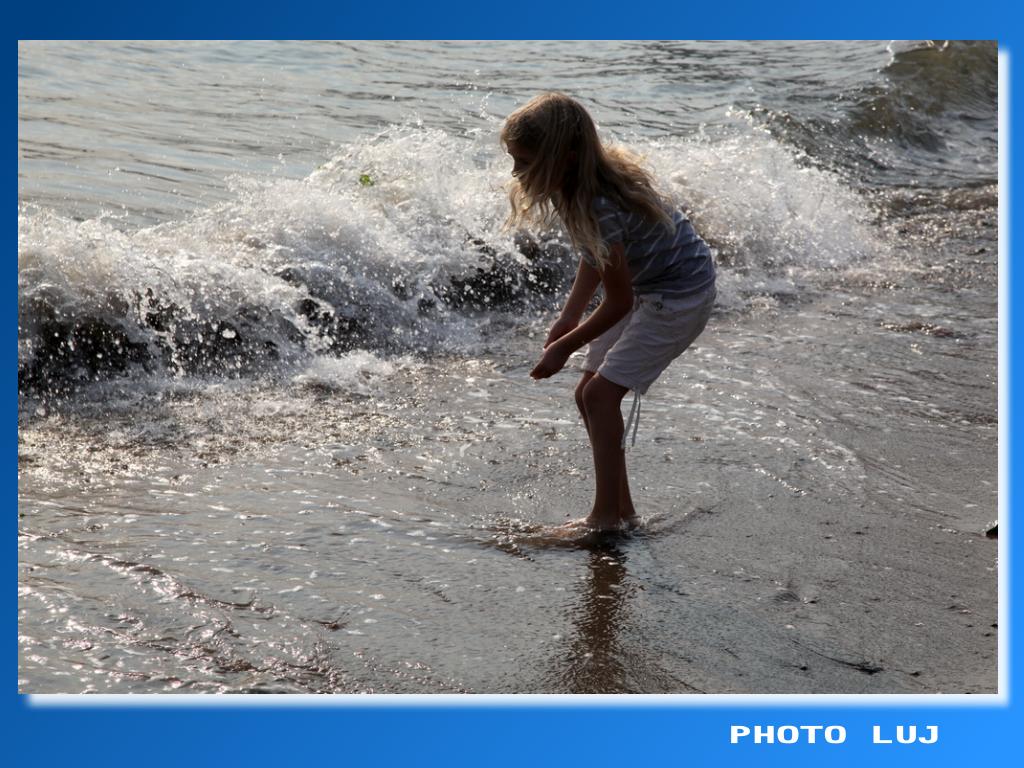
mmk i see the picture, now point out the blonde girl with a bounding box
[502,92,716,531]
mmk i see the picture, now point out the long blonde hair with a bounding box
[500,92,674,269]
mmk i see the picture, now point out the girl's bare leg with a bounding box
[618,461,637,526]
[574,371,596,434]
[580,374,632,530]
[575,371,636,527]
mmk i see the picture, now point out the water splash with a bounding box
[20,122,893,395]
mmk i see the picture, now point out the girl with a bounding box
[501,92,716,532]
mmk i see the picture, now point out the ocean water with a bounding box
[18,40,998,693]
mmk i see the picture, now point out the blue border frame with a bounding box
[14,3,1018,766]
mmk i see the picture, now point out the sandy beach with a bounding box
[19,281,997,693]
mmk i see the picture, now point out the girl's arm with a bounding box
[531,243,632,379]
[544,256,602,348]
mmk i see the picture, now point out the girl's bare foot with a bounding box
[557,513,628,532]
[534,517,598,543]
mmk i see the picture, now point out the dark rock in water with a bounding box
[440,258,526,311]
[134,290,299,377]
[293,294,375,354]
[274,265,305,287]
[390,279,414,301]
[434,233,574,313]
[17,286,307,397]
[276,263,386,353]
[19,291,152,396]
[19,231,577,396]
[163,304,298,376]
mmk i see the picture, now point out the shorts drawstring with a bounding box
[622,389,641,449]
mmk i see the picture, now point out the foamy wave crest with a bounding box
[18,126,575,394]
[640,127,887,307]
[19,122,893,395]
[291,351,401,396]
[19,208,320,388]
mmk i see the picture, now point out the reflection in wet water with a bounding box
[560,542,632,694]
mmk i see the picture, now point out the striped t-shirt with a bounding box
[582,194,716,297]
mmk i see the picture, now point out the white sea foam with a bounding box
[19,122,890,391]
[635,124,886,307]
[291,352,403,396]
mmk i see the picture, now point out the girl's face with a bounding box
[505,139,536,180]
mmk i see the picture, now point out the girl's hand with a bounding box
[544,314,579,348]
[530,342,571,380]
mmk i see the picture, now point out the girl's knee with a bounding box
[575,372,595,416]
[582,376,626,414]
[574,383,587,416]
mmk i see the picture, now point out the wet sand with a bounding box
[18,285,998,694]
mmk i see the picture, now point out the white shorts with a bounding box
[582,285,716,394]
